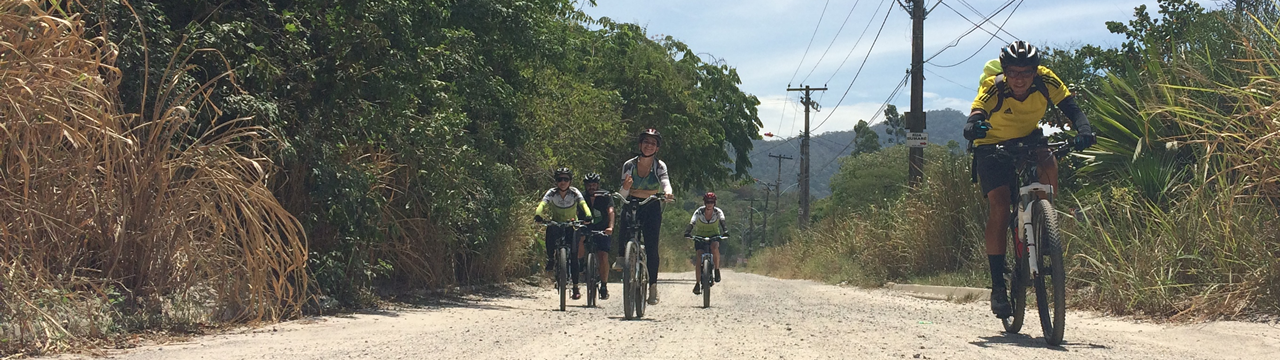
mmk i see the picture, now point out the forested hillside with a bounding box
[745,108,966,197]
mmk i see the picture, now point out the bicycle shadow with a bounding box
[969,332,1109,351]
[606,316,659,322]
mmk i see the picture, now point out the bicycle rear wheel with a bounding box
[585,252,597,307]
[702,257,712,308]
[1032,199,1066,345]
[623,241,638,319]
[557,248,568,312]
[1002,222,1029,334]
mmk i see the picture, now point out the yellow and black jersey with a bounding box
[970,66,1071,145]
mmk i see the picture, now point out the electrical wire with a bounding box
[809,2,896,133]
[927,0,1025,68]
[954,0,1019,40]
[814,72,906,172]
[924,67,977,92]
[936,0,1012,45]
[788,0,832,86]
[800,0,864,84]
[824,0,890,85]
[923,0,1018,64]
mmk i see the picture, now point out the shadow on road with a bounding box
[970,332,1068,351]
[970,332,1110,352]
[606,316,659,322]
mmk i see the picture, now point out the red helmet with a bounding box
[703,192,717,203]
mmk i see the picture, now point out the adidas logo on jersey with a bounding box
[1003,108,1014,114]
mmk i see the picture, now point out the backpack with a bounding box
[979,59,1053,113]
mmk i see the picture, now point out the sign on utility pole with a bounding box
[786,85,826,229]
[908,0,927,187]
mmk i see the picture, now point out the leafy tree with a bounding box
[882,104,906,144]
[853,119,881,155]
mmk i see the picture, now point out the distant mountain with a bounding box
[739,108,967,198]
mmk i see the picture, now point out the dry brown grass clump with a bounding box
[1,0,307,354]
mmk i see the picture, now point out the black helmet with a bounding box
[637,128,662,146]
[583,172,601,184]
[554,167,572,180]
[999,41,1040,68]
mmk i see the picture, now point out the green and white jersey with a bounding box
[535,187,592,222]
[619,157,672,198]
[685,206,727,238]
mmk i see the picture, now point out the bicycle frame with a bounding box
[990,140,1071,278]
[689,236,722,266]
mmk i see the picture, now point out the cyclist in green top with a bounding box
[534,167,594,300]
[684,192,727,295]
[620,128,674,305]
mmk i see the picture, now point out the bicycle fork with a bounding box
[1018,182,1054,278]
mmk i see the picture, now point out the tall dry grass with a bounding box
[749,149,986,286]
[1064,13,1280,320]
[1,0,307,354]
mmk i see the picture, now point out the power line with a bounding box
[809,2,896,133]
[824,0,890,85]
[924,67,976,92]
[927,0,1025,68]
[938,0,1016,44]
[800,0,864,84]
[808,73,911,174]
[955,0,1019,39]
[923,0,1019,64]
[788,0,832,86]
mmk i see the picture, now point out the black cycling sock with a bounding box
[988,254,1006,289]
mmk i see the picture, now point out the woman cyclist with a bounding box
[533,167,593,300]
[684,192,727,295]
[619,128,674,305]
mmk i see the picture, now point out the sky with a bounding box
[581,0,1220,138]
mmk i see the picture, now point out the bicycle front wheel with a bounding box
[1032,199,1066,345]
[623,241,638,319]
[585,252,597,307]
[702,257,712,308]
[634,250,648,318]
[1002,222,1029,334]
[557,248,568,312]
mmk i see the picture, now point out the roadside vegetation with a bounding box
[0,0,760,355]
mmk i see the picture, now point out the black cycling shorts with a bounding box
[975,129,1047,197]
[693,238,720,252]
[584,231,611,252]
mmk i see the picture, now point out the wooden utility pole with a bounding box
[765,153,792,245]
[906,0,927,187]
[786,86,826,229]
[745,197,756,256]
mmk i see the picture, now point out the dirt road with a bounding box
[60,271,1279,359]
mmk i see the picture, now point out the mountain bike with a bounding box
[690,235,723,308]
[978,138,1073,346]
[615,193,666,320]
[581,229,608,308]
[539,220,583,311]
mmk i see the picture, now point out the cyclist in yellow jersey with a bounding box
[964,41,1096,318]
[684,192,728,295]
[534,167,594,300]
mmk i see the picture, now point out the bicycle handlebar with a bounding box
[539,220,586,229]
[688,235,726,242]
[978,139,1075,159]
[613,192,670,206]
